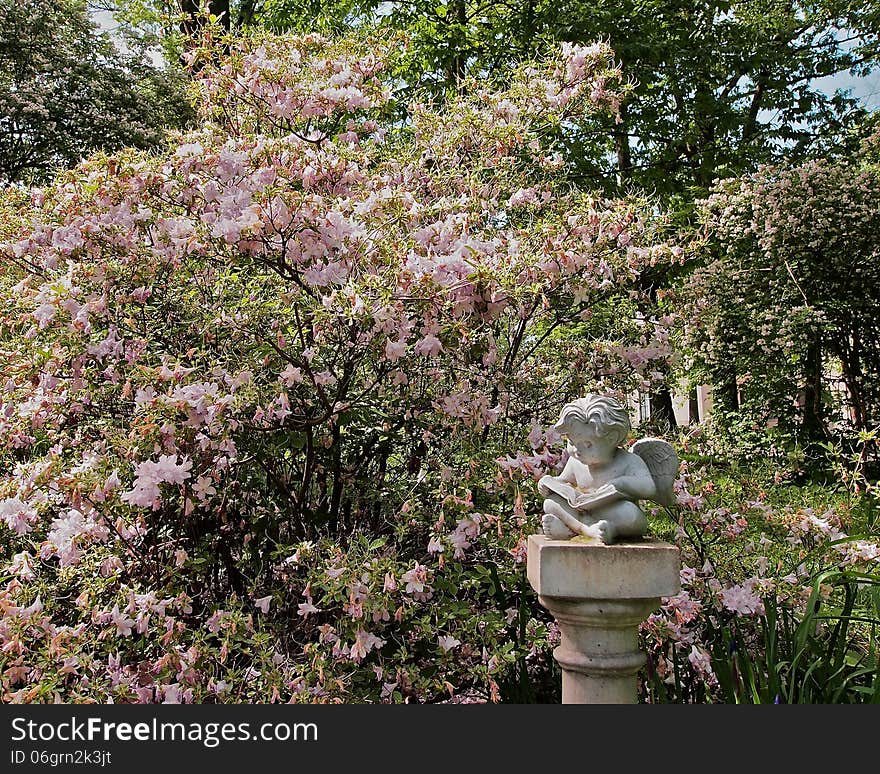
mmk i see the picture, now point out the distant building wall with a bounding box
[631,382,706,427]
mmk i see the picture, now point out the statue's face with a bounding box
[565,420,616,465]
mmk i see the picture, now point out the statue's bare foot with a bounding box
[542,513,575,540]
[585,519,613,544]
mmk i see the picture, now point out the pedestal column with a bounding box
[527,535,680,704]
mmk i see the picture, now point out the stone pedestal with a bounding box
[527,534,680,704]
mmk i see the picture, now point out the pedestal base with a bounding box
[527,535,680,704]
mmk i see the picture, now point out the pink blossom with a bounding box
[46,509,107,566]
[51,224,84,253]
[665,591,702,624]
[384,338,407,362]
[401,564,428,594]
[19,595,43,618]
[121,455,193,509]
[8,551,36,579]
[279,364,303,385]
[192,476,217,501]
[688,645,713,677]
[162,684,183,704]
[32,303,56,328]
[254,595,272,613]
[719,580,765,616]
[839,540,880,565]
[297,600,321,617]
[176,142,204,158]
[438,635,461,652]
[206,611,228,633]
[413,334,443,357]
[527,424,543,449]
[133,386,157,409]
[349,629,385,662]
[0,497,38,535]
[507,187,538,208]
[110,605,136,637]
[59,657,80,676]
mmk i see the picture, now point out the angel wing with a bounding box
[631,438,679,508]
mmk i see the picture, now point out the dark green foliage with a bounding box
[0,0,193,184]
[253,1,880,202]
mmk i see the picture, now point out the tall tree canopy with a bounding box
[0,0,192,185]
[241,0,880,201]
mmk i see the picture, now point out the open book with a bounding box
[538,475,619,511]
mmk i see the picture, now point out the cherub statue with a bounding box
[538,395,678,544]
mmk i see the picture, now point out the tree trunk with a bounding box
[801,336,825,441]
[448,0,468,87]
[520,0,536,55]
[715,370,740,414]
[615,101,632,186]
[641,278,677,432]
[688,388,699,425]
[180,0,231,35]
[740,68,769,148]
[838,334,868,431]
[237,0,258,27]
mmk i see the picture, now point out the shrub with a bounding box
[684,135,880,444]
[0,30,679,702]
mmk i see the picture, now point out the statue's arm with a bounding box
[606,457,656,502]
[555,456,578,484]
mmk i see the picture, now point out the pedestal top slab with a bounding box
[527,534,680,600]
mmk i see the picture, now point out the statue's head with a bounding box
[553,394,630,464]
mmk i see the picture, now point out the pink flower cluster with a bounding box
[120,456,193,509]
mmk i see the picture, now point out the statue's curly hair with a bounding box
[553,394,630,447]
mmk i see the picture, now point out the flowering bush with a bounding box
[684,134,880,444]
[0,31,682,703]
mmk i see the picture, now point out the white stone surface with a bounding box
[538,395,678,543]
[527,534,680,704]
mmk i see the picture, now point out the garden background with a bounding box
[1,0,880,704]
